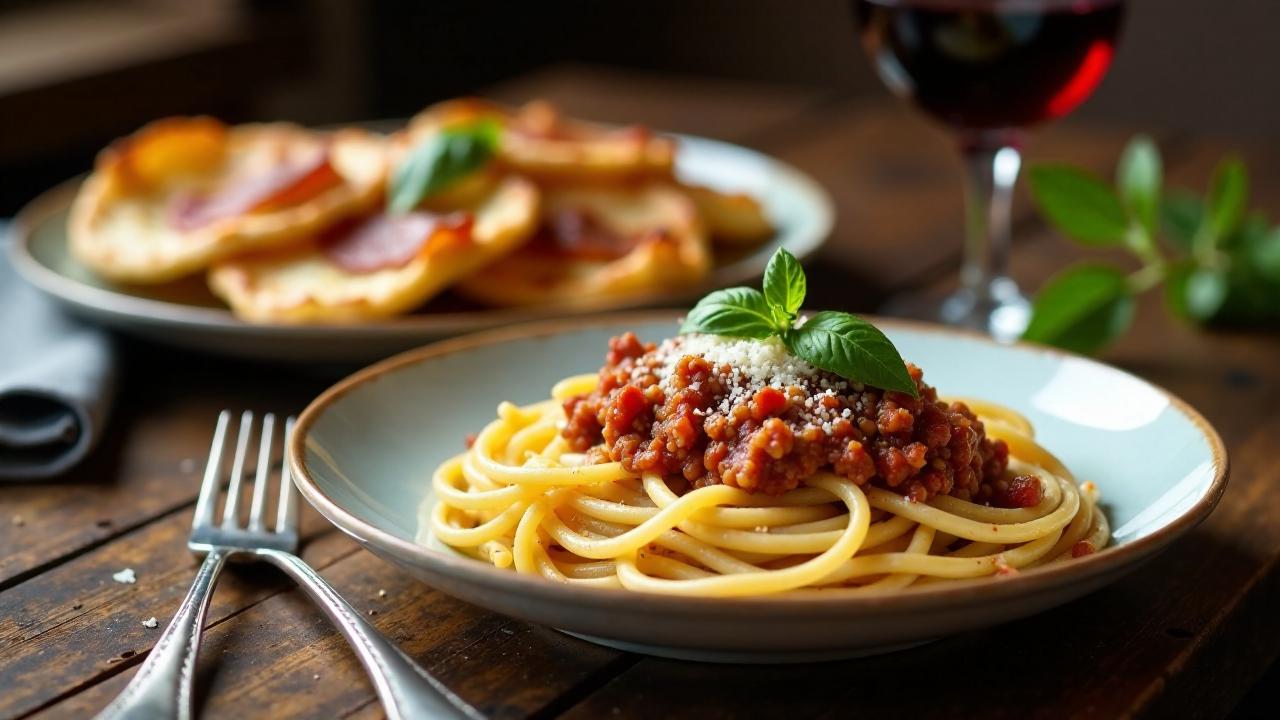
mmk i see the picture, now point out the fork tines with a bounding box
[190,410,298,553]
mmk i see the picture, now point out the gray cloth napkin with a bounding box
[1,225,117,479]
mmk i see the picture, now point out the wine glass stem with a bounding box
[959,139,1023,299]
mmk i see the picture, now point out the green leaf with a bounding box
[1163,261,1195,321]
[387,120,500,214]
[1181,236,1280,326]
[1183,267,1229,322]
[1235,211,1271,245]
[1161,191,1204,253]
[784,312,917,396]
[1027,165,1129,246]
[1203,157,1248,244]
[680,287,776,339]
[1022,264,1135,355]
[1249,226,1280,284]
[1116,135,1162,237]
[762,248,806,325]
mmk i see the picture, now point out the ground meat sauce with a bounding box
[562,332,1028,506]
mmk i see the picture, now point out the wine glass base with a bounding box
[879,279,1030,343]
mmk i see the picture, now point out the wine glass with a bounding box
[852,0,1126,340]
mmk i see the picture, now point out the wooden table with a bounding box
[3,65,1278,719]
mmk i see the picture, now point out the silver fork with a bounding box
[96,410,480,720]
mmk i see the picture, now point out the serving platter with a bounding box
[8,135,832,364]
[288,312,1228,662]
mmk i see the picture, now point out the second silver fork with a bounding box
[96,410,480,720]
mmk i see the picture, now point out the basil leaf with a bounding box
[1203,156,1248,245]
[1117,135,1162,238]
[1173,241,1278,326]
[388,120,500,214]
[1227,211,1271,255]
[1028,165,1129,246]
[1184,266,1229,322]
[681,287,775,339]
[784,312,917,396]
[1022,264,1134,354]
[1211,254,1280,324]
[1161,191,1204,253]
[762,247,806,325]
[1249,226,1280,284]
[1163,261,1194,322]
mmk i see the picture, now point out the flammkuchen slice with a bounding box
[682,184,774,246]
[69,117,386,284]
[207,174,539,323]
[406,99,675,182]
[456,182,710,307]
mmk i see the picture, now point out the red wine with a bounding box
[854,0,1124,131]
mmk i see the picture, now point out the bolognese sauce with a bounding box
[563,332,1028,506]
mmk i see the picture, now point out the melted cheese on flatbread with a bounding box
[208,175,539,323]
[69,118,385,283]
[457,183,709,307]
[406,99,674,182]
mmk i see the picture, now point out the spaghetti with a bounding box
[428,334,1109,597]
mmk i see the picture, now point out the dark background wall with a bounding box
[349,0,1275,136]
[0,0,1274,214]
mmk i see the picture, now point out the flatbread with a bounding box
[457,183,710,307]
[208,175,540,323]
[69,118,385,283]
[406,99,674,182]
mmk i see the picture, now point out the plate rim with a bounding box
[287,309,1230,614]
[7,133,834,339]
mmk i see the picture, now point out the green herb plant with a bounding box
[387,120,501,213]
[1024,135,1280,354]
[680,248,918,396]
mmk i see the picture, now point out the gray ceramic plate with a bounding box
[8,135,832,363]
[288,312,1228,663]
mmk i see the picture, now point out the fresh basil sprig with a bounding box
[387,120,501,214]
[680,248,918,396]
[681,286,775,339]
[1025,135,1280,354]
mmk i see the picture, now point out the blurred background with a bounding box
[0,0,1273,215]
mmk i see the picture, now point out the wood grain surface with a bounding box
[2,65,1275,720]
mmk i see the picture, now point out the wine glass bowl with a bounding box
[852,0,1126,339]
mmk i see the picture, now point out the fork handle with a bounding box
[257,549,482,720]
[94,549,229,720]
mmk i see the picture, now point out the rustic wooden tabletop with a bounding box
[3,65,1278,719]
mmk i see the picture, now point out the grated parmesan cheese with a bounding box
[643,335,826,388]
[628,334,865,435]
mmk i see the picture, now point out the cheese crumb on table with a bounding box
[112,568,137,584]
[142,617,158,628]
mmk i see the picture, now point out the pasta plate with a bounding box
[288,312,1227,662]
